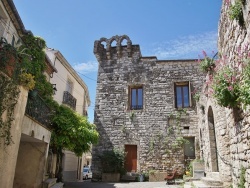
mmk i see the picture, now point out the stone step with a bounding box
[206,172,220,180]
[193,170,205,179]
[50,182,64,188]
[121,174,137,181]
[43,178,57,188]
[192,181,223,188]
[184,182,192,188]
[201,177,223,186]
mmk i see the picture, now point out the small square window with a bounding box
[129,86,143,110]
[174,82,191,108]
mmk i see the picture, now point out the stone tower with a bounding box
[92,35,205,180]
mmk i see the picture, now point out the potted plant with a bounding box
[99,149,126,182]
[18,72,36,90]
[0,37,18,77]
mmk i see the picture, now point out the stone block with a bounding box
[149,172,169,182]
[102,173,120,182]
[192,162,205,179]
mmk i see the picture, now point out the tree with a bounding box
[51,104,99,156]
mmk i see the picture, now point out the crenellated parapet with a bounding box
[94,35,140,62]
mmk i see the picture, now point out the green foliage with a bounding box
[0,74,20,145]
[199,57,215,72]
[129,110,136,121]
[193,93,200,101]
[212,66,240,108]
[149,169,157,175]
[99,149,126,174]
[206,48,250,110]
[146,109,189,169]
[142,171,149,181]
[239,62,250,108]
[238,166,246,188]
[18,72,35,90]
[229,0,244,26]
[51,105,99,156]
[0,37,18,77]
[18,34,53,98]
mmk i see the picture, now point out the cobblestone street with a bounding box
[64,181,182,188]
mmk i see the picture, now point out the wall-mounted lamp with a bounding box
[52,84,57,95]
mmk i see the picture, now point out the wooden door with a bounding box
[125,145,137,172]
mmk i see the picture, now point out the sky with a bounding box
[13,0,222,123]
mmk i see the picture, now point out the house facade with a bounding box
[46,48,91,182]
[0,1,57,187]
[92,35,206,179]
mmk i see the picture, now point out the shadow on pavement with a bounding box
[63,180,181,188]
[64,181,117,188]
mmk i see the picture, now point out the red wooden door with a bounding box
[125,145,137,172]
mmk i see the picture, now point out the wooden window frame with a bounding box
[174,81,191,108]
[128,85,143,110]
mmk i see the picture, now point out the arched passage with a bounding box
[207,106,219,172]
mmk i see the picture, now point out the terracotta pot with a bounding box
[0,49,18,77]
[29,90,38,98]
[5,53,17,77]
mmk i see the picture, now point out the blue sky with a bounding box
[13,0,222,123]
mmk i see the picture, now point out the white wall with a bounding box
[0,1,20,45]
[46,49,88,115]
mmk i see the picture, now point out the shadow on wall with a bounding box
[91,111,115,179]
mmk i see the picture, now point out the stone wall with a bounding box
[0,84,28,188]
[92,35,206,180]
[198,0,250,187]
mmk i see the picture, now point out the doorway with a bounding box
[208,106,219,172]
[124,145,137,172]
[184,137,195,159]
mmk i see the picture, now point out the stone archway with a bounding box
[207,106,219,172]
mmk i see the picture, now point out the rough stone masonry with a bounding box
[197,0,250,187]
[91,35,205,180]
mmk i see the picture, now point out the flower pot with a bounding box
[29,90,38,98]
[0,46,18,77]
[102,173,120,182]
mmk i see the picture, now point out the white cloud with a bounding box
[146,31,218,59]
[73,61,98,74]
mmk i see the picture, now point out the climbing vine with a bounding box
[18,34,53,98]
[238,166,246,188]
[144,109,189,170]
[0,74,20,145]
[228,0,244,26]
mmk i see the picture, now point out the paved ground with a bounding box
[64,180,182,188]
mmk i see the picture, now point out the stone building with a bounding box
[196,0,250,187]
[92,35,206,179]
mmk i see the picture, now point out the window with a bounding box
[0,7,8,37]
[175,82,191,108]
[129,86,143,110]
[11,35,15,46]
[66,79,73,94]
[184,137,195,159]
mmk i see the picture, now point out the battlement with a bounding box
[93,35,141,62]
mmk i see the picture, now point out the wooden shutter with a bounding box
[189,81,192,107]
